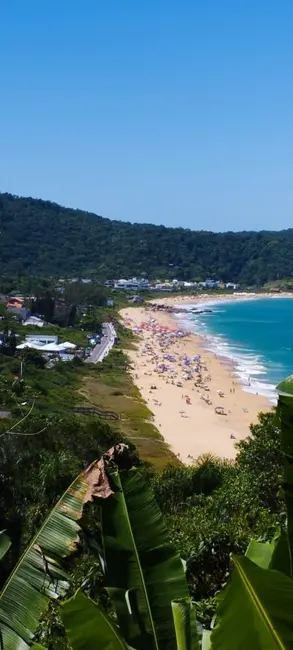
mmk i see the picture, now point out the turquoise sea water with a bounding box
[176,298,293,403]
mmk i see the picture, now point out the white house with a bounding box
[25,334,59,346]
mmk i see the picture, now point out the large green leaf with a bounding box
[61,588,129,650]
[246,533,291,577]
[100,467,192,650]
[0,458,112,650]
[211,555,293,649]
[276,376,293,577]
[171,599,199,650]
[270,533,291,577]
[201,630,211,650]
[0,531,11,561]
[245,539,274,569]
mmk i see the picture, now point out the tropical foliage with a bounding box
[55,381,293,649]
[151,412,284,616]
[0,459,108,650]
[0,412,124,581]
[2,192,293,283]
[1,379,293,648]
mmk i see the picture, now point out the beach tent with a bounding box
[16,341,43,350]
[41,343,64,352]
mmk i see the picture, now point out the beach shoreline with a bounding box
[146,290,293,310]
[148,292,282,404]
[120,300,270,463]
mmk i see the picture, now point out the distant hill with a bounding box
[1,192,292,284]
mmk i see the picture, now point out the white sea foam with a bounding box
[175,309,278,404]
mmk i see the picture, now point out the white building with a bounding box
[226,282,239,290]
[25,334,58,345]
[114,278,150,290]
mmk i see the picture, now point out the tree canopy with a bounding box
[1,192,293,284]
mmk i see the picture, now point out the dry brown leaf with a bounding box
[82,456,113,501]
[82,444,130,501]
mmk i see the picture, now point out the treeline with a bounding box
[29,283,114,329]
[1,192,293,284]
[31,295,77,327]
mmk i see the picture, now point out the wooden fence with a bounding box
[71,406,119,420]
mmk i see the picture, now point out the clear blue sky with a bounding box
[1,1,292,231]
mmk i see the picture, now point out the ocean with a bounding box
[176,297,293,404]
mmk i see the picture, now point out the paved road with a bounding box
[85,322,114,363]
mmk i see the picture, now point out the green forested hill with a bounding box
[1,192,293,284]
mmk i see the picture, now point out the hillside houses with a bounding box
[107,277,239,292]
[112,278,150,290]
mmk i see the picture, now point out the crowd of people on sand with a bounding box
[124,316,245,444]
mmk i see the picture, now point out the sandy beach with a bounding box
[120,299,271,463]
[146,290,293,309]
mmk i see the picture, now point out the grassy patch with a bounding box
[79,347,177,469]
[1,317,178,468]
[0,351,87,415]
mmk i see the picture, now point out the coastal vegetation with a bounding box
[0,392,290,649]
[0,283,289,648]
[0,369,286,649]
[2,192,293,284]
[0,300,173,590]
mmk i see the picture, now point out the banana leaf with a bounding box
[201,630,211,650]
[245,539,275,569]
[270,532,291,577]
[246,533,291,577]
[276,375,293,578]
[0,457,112,650]
[99,467,193,650]
[61,587,129,650]
[0,531,11,561]
[171,599,199,650]
[211,555,293,649]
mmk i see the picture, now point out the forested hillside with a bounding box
[1,192,293,284]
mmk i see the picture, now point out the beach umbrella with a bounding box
[17,341,42,350]
[61,341,77,349]
[42,343,63,352]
